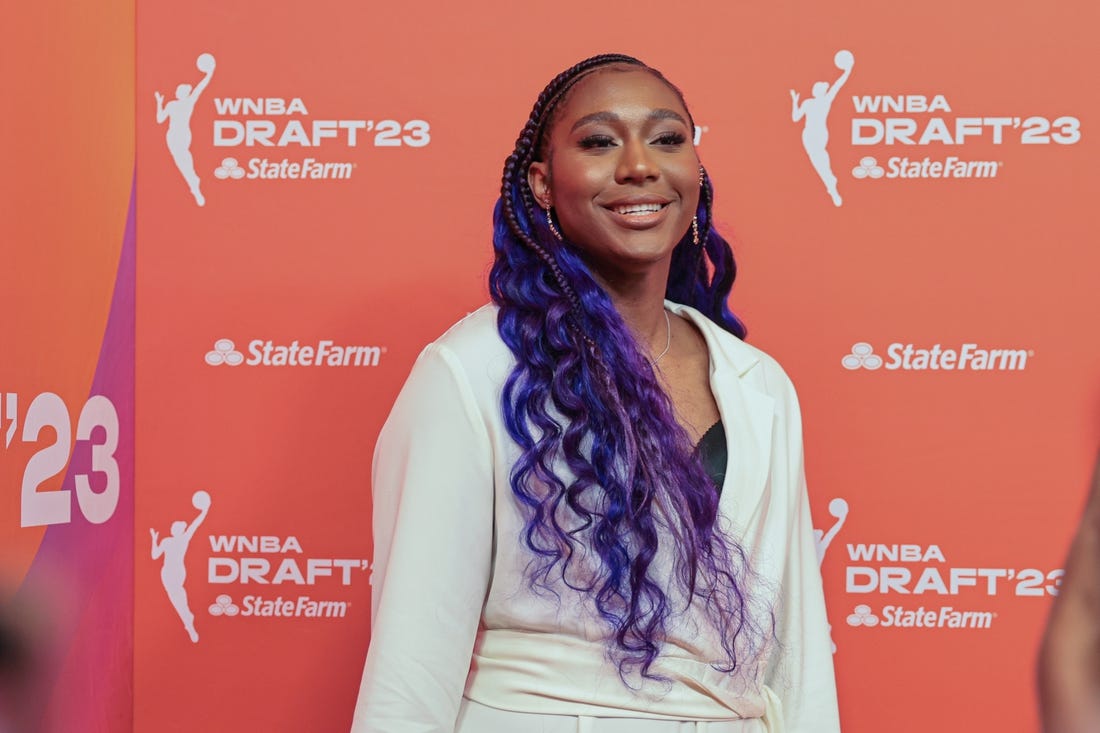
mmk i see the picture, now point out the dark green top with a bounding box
[694,420,727,494]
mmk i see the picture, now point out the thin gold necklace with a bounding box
[651,310,672,366]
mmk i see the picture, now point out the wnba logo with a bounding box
[814,497,849,653]
[791,49,854,207]
[155,53,216,206]
[150,490,212,642]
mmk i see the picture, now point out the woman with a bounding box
[353,54,839,732]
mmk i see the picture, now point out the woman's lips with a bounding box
[612,202,665,215]
[603,200,671,228]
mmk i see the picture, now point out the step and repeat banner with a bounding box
[6,0,1099,731]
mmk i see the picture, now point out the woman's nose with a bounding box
[615,139,659,183]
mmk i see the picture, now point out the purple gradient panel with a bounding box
[18,181,135,733]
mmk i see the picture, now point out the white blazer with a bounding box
[353,303,840,733]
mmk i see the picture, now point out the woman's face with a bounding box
[528,68,700,280]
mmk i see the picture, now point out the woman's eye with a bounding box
[654,132,687,146]
[579,135,616,149]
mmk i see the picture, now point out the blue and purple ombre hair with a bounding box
[489,54,769,682]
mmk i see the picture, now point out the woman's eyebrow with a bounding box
[570,108,687,132]
[649,108,688,124]
[571,111,618,132]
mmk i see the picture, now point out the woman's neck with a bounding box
[593,261,672,359]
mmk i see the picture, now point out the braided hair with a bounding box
[488,54,767,683]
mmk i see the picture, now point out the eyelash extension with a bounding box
[653,132,687,145]
[579,135,616,149]
[579,132,687,149]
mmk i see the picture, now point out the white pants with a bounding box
[456,699,770,733]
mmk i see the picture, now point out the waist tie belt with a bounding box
[575,718,764,733]
[456,699,773,733]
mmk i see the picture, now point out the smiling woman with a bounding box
[527,68,701,282]
[352,54,840,733]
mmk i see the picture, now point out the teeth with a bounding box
[614,203,663,215]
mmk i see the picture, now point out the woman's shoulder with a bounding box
[430,303,501,349]
[417,303,511,378]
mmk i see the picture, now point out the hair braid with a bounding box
[498,54,645,322]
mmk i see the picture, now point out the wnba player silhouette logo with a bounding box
[814,498,849,654]
[151,490,211,642]
[791,50,854,207]
[155,53,216,206]
[814,498,849,566]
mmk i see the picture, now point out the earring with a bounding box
[546,206,563,241]
[695,166,706,246]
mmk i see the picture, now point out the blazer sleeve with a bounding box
[351,343,494,733]
[767,372,842,733]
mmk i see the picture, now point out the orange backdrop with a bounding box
[135,2,1100,732]
[4,1,1098,731]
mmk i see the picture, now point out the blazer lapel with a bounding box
[711,360,775,523]
[668,303,776,522]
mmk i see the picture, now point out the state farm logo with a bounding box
[846,604,879,627]
[205,339,244,366]
[155,52,432,203]
[842,342,1032,371]
[847,603,993,630]
[851,157,884,179]
[206,592,352,619]
[841,343,882,370]
[791,49,1082,203]
[214,158,245,180]
[204,338,386,367]
[209,594,239,617]
[852,154,1001,180]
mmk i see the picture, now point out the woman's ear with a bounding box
[528,161,551,209]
